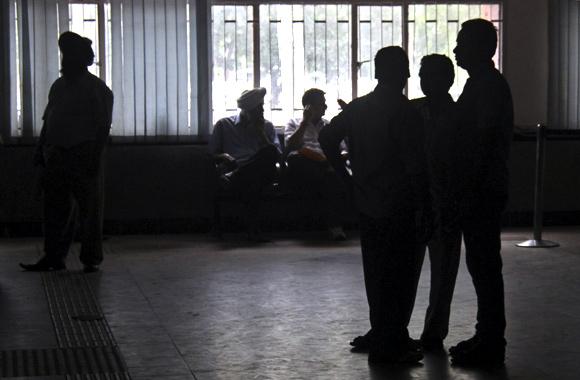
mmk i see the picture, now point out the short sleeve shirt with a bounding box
[208,114,281,166]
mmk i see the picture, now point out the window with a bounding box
[211,1,503,126]
[68,3,111,86]
[6,0,210,140]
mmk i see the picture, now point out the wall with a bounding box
[2,0,576,231]
[2,139,580,231]
[0,145,216,226]
[504,0,549,126]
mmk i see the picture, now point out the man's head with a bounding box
[302,88,327,121]
[453,18,497,71]
[58,31,94,77]
[237,87,267,124]
[419,54,455,98]
[374,46,410,91]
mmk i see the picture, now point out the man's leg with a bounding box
[286,156,346,236]
[40,162,75,267]
[359,213,388,341]
[464,208,506,339]
[421,228,462,348]
[74,169,104,269]
[450,201,506,365]
[229,145,278,238]
[360,212,422,364]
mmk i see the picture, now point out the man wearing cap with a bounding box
[20,31,113,273]
[209,88,281,240]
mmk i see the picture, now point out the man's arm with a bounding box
[263,121,282,154]
[399,107,433,242]
[34,84,56,167]
[208,120,238,170]
[95,86,113,153]
[319,110,350,179]
[285,106,315,152]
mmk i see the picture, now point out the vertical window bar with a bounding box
[336,4,339,101]
[325,5,328,88]
[351,5,357,100]
[253,4,259,88]
[98,2,106,82]
[234,6,238,82]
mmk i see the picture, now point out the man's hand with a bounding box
[297,147,326,162]
[337,99,348,109]
[302,105,314,124]
[215,153,238,173]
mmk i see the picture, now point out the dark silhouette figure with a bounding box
[410,54,462,352]
[284,88,347,241]
[448,19,514,367]
[20,31,114,273]
[319,46,431,365]
[209,88,281,242]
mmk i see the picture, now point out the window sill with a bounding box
[0,135,211,147]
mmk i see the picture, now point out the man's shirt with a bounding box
[411,95,458,205]
[456,65,514,201]
[285,118,347,158]
[43,72,113,148]
[209,114,281,167]
[320,85,428,218]
[284,118,328,157]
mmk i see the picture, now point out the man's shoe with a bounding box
[350,334,371,353]
[350,332,420,353]
[83,265,99,273]
[20,260,66,272]
[450,337,506,368]
[368,347,424,366]
[449,335,480,355]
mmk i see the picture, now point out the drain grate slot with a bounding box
[0,346,128,378]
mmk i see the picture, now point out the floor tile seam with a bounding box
[106,241,199,380]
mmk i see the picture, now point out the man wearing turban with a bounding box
[20,31,114,273]
[209,88,281,241]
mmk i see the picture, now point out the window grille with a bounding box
[211,1,503,126]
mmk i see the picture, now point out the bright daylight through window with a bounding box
[211,2,502,126]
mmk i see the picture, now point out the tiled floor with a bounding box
[1,227,580,379]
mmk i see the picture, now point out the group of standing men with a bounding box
[210,18,513,367]
[19,16,512,368]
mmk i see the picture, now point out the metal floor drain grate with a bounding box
[0,346,129,378]
[43,270,116,348]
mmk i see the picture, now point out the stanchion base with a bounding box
[516,239,559,248]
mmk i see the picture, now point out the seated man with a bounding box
[209,88,281,241]
[284,88,347,240]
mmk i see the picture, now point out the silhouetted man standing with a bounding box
[320,46,430,365]
[449,19,513,367]
[411,54,462,352]
[20,31,113,273]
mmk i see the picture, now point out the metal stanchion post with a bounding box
[517,124,559,248]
